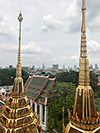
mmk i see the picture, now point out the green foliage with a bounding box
[56,71,99,94]
[95,98,100,111]
[47,82,76,133]
[44,72,55,78]
[22,69,29,83]
[47,70,100,132]
[41,71,45,75]
[56,70,78,86]
[0,68,29,86]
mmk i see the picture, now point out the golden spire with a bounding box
[0,12,42,133]
[81,0,87,59]
[82,0,86,33]
[79,0,90,86]
[16,12,23,78]
[64,0,99,132]
[62,107,65,133]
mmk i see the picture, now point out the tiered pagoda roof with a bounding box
[25,75,56,105]
[0,12,42,133]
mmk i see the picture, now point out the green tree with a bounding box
[90,71,100,96]
[56,70,78,86]
[56,70,99,95]
[0,68,29,86]
[47,82,76,133]
[44,72,55,78]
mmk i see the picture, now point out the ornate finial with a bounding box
[18,12,23,22]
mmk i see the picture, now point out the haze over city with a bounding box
[0,0,100,68]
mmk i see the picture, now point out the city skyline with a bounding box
[0,0,100,67]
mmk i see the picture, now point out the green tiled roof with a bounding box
[26,90,39,98]
[25,78,31,86]
[45,80,53,90]
[25,76,56,104]
[36,96,45,103]
[30,77,47,87]
[41,90,47,95]
[28,86,42,92]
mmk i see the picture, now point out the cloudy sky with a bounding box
[0,0,100,69]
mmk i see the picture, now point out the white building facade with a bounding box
[25,75,56,131]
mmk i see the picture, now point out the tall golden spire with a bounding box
[16,12,23,78]
[79,0,90,86]
[64,0,100,132]
[0,12,42,133]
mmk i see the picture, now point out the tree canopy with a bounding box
[47,70,100,132]
[0,68,29,86]
[47,82,76,133]
[56,70,99,94]
[56,70,79,86]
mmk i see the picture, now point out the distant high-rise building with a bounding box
[52,64,59,70]
[32,65,35,70]
[63,65,65,69]
[74,65,76,70]
[89,64,93,70]
[42,63,45,70]
[95,64,98,69]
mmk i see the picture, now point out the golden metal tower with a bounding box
[63,0,100,132]
[0,12,42,133]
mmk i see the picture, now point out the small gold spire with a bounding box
[62,107,65,133]
[82,0,86,33]
[16,12,23,78]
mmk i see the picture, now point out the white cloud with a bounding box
[34,58,42,61]
[53,56,67,61]
[90,58,99,61]
[22,42,43,54]
[0,11,15,36]
[41,25,49,32]
[53,58,57,61]
[65,1,78,20]
[59,56,67,60]
[1,41,51,55]
[71,55,78,60]
[64,1,81,33]
[42,14,63,31]
[88,40,100,52]
[88,14,100,31]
